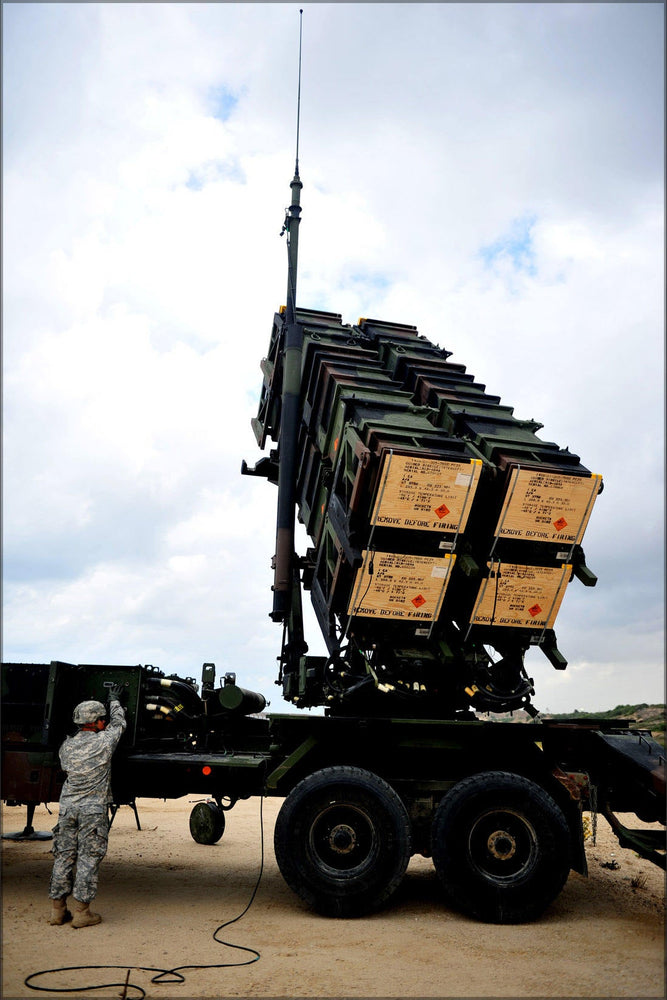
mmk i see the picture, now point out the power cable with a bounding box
[23,790,266,999]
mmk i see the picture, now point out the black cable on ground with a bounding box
[23,791,265,999]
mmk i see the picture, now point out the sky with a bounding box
[2,2,664,715]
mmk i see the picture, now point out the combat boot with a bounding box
[49,897,72,925]
[71,898,102,928]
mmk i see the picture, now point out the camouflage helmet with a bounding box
[73,700,107,725]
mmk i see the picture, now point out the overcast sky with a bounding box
[3,2,664,715]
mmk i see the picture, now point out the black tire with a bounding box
[431,771,571,923]
[189,801,225,844]
[274,766,412,917]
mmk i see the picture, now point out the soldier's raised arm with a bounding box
[105,685,127,746]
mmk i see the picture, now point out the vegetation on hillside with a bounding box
[481,704,665,745]
[556,704,665,745]
[545,703,664,735]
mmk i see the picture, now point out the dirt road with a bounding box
[2,797,664,999]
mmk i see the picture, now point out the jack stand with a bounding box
[2,802,52,841]
[109,800,142,831]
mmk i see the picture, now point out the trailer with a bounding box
[2,658,665,923]
[2,143,664,925]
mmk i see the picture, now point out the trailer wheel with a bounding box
[274,766,412,917]
[431,771,570,923]
[189,801,225,845]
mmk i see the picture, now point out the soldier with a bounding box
[48,685,126,927]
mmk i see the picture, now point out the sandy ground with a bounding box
[1,796,664,1000]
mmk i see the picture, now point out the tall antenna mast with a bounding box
[283,8,303,327]
[272,9,305,622]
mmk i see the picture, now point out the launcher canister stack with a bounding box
[247,306,602,718]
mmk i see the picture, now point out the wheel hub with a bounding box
[328,823,357,854]
[487,829,517,860]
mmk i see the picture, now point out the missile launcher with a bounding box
[245,307,602,717]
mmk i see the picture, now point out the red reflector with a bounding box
[202,765,212,776]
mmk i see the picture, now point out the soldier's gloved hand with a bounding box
[107,683,124,703]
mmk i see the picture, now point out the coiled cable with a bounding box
[24,791,265,999]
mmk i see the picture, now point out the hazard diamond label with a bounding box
[528,603,542,617]
[412,594,426,608]
[553,516,568,531]
[434,503,451,519]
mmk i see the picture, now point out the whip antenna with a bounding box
[295,8,303,175]
[282,9,304,327]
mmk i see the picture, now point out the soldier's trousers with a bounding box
[49,806,109,903]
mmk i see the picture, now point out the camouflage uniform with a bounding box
[49,700,126,902]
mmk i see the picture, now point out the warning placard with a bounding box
[495,470,602,544]
[469,562,571,629]
[348,551,456,621]
[370,454,483,533]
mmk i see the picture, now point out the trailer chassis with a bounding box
[4,711,664,923]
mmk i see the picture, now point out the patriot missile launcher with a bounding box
[244,309,602,717]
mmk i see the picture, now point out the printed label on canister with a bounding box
[469,562,571,629]
[371,454,482,533]
[348,551,456,621]
[495,470,602,544]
